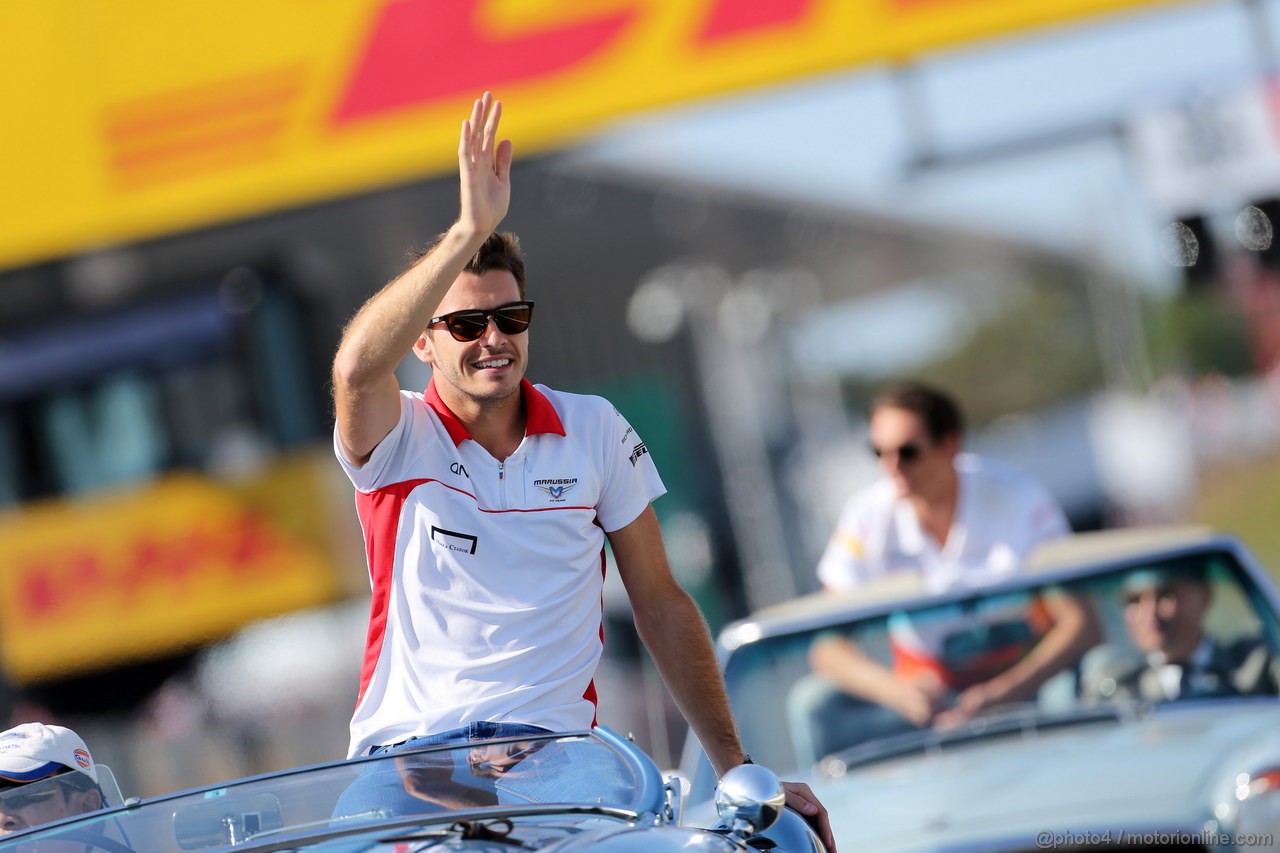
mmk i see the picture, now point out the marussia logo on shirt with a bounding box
[431,526,478,555]
[534,477,578,501]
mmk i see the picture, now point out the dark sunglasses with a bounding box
[428,301,534,342]
[869,442,923,463]
[2,788,61,811]
[1122,586,1181,607]
[0,774,79,811]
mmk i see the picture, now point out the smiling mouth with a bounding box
[474,357,512,370]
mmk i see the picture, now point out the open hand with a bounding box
[933,681,1006,730]
[457,92,513,236]
[896,673,950,728]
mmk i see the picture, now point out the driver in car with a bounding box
[0,723,107,838]
[1085,565,1280,703]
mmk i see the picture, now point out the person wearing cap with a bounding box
[0,723,106,836]
[1085,566,1280,703]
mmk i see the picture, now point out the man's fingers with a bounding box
[783,782,836,852]
[784,786,817,814]
[482,99,502,155]
[470,96,486,150]
[458,96,484,164]
[459,119,472,158]
[474,93,492,154]
[495,139,513,181]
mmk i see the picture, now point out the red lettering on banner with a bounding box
[15,552,106,623]
[228,514,280,570]
[123,537,167,602]
[333,0,638,125]
[18,563,62,619]
[10,512,290,626]
[696,0,812,43]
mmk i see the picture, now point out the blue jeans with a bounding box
[491,737,631,806]
[331,722,552,823]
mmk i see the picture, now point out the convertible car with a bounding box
[0,728,823,853]
[681,527,1280,852]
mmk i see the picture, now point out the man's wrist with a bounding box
[446,221,491,247]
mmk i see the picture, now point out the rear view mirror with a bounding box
[173,792,284,849]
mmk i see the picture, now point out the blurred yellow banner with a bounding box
[1,0,1192,269]
[0,476,340,682]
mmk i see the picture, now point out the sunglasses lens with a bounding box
[492,305,532,335]
[2,786,59,810]
[12,793,52,809]
[445,313,489,341]
[869,443,923,462]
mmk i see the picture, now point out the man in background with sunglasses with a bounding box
[804,383,1095,732]
[330,93,832,846]
[0,723,106,837]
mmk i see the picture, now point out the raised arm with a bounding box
[608,506,835,851]
[332,92,513,464]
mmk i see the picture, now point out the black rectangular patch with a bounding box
[430,526,478,555]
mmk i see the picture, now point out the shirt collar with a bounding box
[1146,637,1215,671]
[424,377,566,447]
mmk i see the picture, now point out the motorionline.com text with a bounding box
[1035,829,1273,849]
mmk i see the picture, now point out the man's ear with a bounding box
[413,332,434,366]
[73,788,102,813]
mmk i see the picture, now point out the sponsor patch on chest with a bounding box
[534,477,578,501]
[431,526,478,554]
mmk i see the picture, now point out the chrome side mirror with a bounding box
[715,763,785,839]
[663,773,686,824]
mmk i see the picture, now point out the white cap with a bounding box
[0,723,98,785]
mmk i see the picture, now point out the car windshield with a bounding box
[700,544,1280,794]
[0,731,649,853]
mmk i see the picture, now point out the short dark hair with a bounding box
[56,772,96,794]
[54,771,107,808]
[418,231,526,298]
[871,382,964,443]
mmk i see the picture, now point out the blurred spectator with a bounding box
[816,382,1070,593]
[797,383,1096,755]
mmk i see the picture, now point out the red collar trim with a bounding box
[424,378,566,447]
[523,378,567,438]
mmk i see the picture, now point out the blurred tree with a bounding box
[840,278,1105,428]
[1193,451,1280,583]
[1146,290,1255,378]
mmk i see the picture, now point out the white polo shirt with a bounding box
[817,453,1069,595]
[335,378,665,757]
